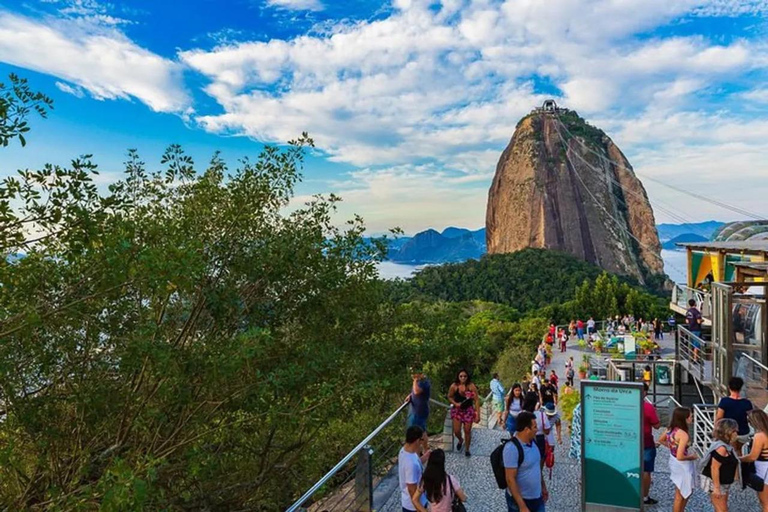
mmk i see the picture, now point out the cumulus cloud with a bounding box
[0,10,189,113]
[181,0,764,173]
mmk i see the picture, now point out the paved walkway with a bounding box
[381,339,763,511]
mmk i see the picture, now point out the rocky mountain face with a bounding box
[485,108,664,283]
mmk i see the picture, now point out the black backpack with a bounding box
[490,436,524,489]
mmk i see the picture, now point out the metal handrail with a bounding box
[741,353,768,373]
[692,403,718,457]
[286,401,409,512]
[429,398,453,409]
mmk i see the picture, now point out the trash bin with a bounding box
[656,365,670,385]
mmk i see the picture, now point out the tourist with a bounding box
[407,370,431,430]
[491,373,506,428]
[504,411,548,512]
[531,359,541,378]
[642,383,661,506]
[548,322,556,338]
[715,376,754,451]
[543,402,558,460]
[569,319,576,337]
[576,318,585,341]
[531,370,542,390]
[525,382,541,408]
[661,407,698,512]
[559,329,568,352]
[700,418,739,512]
[410,449,467,512]
[588,370,599,381]
[504,383,524,433]
[549,369,559,389]
[643,365,652,388]
[686,298,703,338]
[540,378,561,444]
[565,365,575,388]
[653,318,663,340]
[399,425,429,512]
[448,369,479,457]
[523,394,550,468]
[587,316,596,336]
[741,410,768,511]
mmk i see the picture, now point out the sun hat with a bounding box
[544,402,557,416]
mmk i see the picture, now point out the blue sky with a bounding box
[2,0,768,234]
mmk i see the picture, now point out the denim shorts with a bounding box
[643,446,657,473]
[407,414,427,431]
[505,492,545,512]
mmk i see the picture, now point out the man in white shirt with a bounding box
[399,426,429,511]
[531,360,540,377]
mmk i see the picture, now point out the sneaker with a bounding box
[644,497,658,505]
[465,450,471,457]
[456,440,463,451]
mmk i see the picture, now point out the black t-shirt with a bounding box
[541,384,557,405]
[718,396,754,435]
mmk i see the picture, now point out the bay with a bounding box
[376,250,689,283]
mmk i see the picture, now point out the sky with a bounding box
[1,0,768,235]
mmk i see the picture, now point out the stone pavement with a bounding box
[381,339,763,511]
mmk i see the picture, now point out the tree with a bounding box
[0,74,52,147]
[0,135,403,509]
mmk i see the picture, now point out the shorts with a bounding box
[701,475,731,494]
[407,414,427,431]
[506,492,545,512]
[506,414,517,433]
[451,406,476,424]
[493,399,505,413]
[643,446,657,472]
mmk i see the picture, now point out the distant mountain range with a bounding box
[385,227,486,264]
[656,221,724,242]
[382,221,725,264]
[661,233,708,250]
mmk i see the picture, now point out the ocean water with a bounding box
[376,250,689,283]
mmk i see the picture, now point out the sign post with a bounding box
[581,380,644,512]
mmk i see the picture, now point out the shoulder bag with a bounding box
[447,475,467,512]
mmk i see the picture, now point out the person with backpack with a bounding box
[410,449,467,512]
[502,411,548,512]
[740,409,768,512]
[700,419,739,512]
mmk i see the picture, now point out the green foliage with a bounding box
[0,134,414,509]
[492,317,549,385]
[0,74,52,147]
[391,249,609,311]
[559,390,580,425]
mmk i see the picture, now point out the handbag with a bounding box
[447,475,466,512]
[748,465,767,493]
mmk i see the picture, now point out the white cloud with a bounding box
[55,81,85,98]
[0,10,189,113]
[266,0,324,11]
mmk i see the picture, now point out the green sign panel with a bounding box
[581,381,643,512]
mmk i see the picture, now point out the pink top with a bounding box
[668,427,689,457]
[423,475,460,512]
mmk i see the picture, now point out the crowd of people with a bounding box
[398,321,768,512]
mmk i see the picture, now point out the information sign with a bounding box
[581,381,643,512]
[623,335,636,358]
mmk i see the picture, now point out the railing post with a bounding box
[355,446,374,512]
